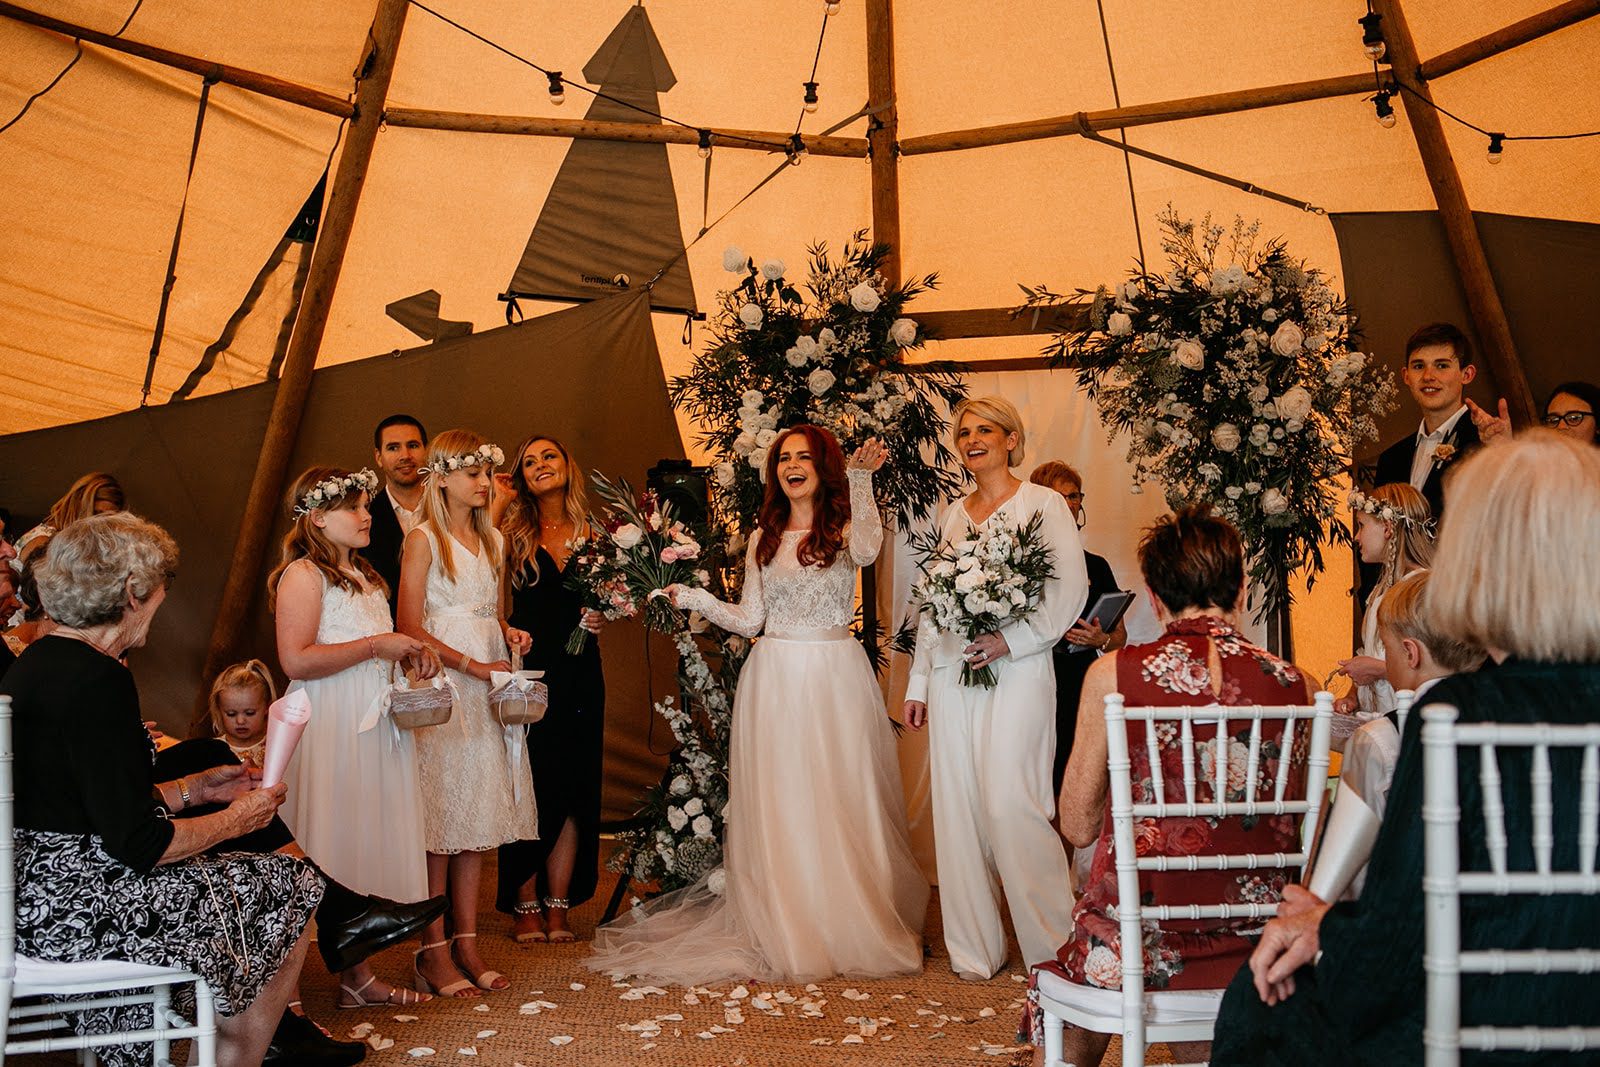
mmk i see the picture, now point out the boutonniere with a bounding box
[1434,442,1458,465]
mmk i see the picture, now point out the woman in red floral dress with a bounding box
[1028,505,1314,1065]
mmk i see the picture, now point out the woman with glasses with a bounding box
[1468,379,1598,446]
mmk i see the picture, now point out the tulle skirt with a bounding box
[588,630,928,985]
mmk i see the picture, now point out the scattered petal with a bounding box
[369,1036,395,1051]
[569,982,586,991]
[729,984,749,1000]
[978,1007,997,1018]
[348,1023,376,1039]
[393,1014,419,1023]
[549,1035,574,1046]
[457,1047,477,1057]
[473,1003,491,1012]
[809,1038,833,1046]
[841,1035,865,1044]
[639,1044,656,1052]
[476,1029,497,1038]
[406,1048,435,1058]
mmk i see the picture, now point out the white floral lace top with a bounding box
[678,469,882,638]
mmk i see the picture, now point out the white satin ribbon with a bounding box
[490,670,543,805]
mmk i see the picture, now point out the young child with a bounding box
[206,659,274,768]
[1314,570,1485,900]
[270,465,437,1008]
[397,432,536,1000]
[1336,483,1434,720]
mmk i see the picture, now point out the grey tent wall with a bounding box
[0,289,682,821]
[1331,210,1600,459]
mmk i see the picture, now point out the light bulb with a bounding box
[1487,133,1505,164]
[788,133,808,165]
[547,71,565,106]
[803,81,819,114]
[1364,40,1387,61]
[1358,13,1387,63]
[1374,91,1395,128]
[697,129,713,159]
[825,0,841,13]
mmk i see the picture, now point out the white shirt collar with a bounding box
[1416,404,1468,444]
[387,485,422,531]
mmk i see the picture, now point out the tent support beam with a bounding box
[0,0,354,118]
[866,0,901,285]
[1372,0,1536,425]
[381,107,869,158]
[197,0,409,702]
[1421,0,1600,79]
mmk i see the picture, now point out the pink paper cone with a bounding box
[259,689,312,788]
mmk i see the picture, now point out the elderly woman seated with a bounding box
[1026,505,1317,1066]
[0,513,324,1067]
[1212,430,1600,1065]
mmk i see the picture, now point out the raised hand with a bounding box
[1465,396,1512,444]
[848,437,887,473]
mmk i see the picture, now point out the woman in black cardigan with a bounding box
[1212,430,1600,1065]
[1,513,323,1067]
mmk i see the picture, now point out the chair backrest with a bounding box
[1394,688,1415,737]
[1421,703,1600,1065]
[1103,690,1334,1053]
[0,695,15,985]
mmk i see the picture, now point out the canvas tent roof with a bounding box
[2,0,1598,437]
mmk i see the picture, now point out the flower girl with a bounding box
[205,659,275,768]
[1336,484,1433,720]
[397,431,537,998]
[270,465,436,1007]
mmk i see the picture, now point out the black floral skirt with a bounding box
[14,829,323,1066]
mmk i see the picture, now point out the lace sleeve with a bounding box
[675,532,767,637]
[845,468,883,566]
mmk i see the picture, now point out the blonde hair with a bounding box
[266,466,385,613]
[1430,429,1600,662]
[501,434,591,588]
[1364,482,1434,599]
[1375,570,1485,674]
[45,472,125,530]
[1029,460,1082,491]
[418,429,502,584]
[203,659,277,739]
[952,395,1027,468]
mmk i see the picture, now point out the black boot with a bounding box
[263,1009,366,1066]
[314,874,447,974]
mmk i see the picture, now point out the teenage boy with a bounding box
[368,414,428,620]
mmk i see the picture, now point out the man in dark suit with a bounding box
[367,414,428,620]
[1361,323,1481,602]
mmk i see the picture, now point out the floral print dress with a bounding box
[1048,616,1310,995]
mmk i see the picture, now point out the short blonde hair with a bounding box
[952,395,1026,468]
[1029,460,1082,491]
[1430,430,1600,662]
[36,513,177,628]
[1375,570,1485,674]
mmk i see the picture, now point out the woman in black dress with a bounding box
[1,513,323,1067]
[493,435,607,943]
[1028,461,1128,795]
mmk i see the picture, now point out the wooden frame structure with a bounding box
[0,0,1591,665]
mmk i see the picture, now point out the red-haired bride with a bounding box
[587,425,928,984]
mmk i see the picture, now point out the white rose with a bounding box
[714,462,735,488]
[817,326,837,351]
[1261,308,1279,323]
[1260,488,1290,516]
[667,805,689,831]
[1106,311,1133,337]
[1210,264,1247,295]
[1285,418,1305,433]
[1250,424,1270,445]
[1273,385,1312,422]
[748,446,769,470]
[691,814,715,839]
[1248,383,1270,404]
[755,427,778,448]
[722,246,746,272]
[741,388,765,408]
[1198,462,1222,482]
[1245,481,1263,494]
[738,302,764,331]
[963,590,988,614]
[848,281,881,312]
[707,869,727,896]
[784,345,808,367]
[1224,485,1244,500]
[888,317,917,346]
[613,523,643,549]
[794,335,819,362]
[669,774,692,796]
[807,367,836,396]
[683,797,705,816]
[732,431,756,456]
[1270,321,1305,357]
[760,258,785,281]
[1211,423,1242,452]
[1172,339,1205,370]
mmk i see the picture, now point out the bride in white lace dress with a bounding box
[587,427,928,985]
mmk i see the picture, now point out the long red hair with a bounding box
[756,425,850,568]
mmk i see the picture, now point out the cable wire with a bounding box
[0,0,145,136]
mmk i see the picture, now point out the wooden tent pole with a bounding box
[197,0,409,697]
[866,0,902,285]
[1421,0,1600,79]
[1371,0,1537,425]
[0,1,354,118]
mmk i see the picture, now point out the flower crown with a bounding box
[424,443,505,476]
[294,469,379,516]
[1348,489,1433,533]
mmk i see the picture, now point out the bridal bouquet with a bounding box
[911,512,1056,688]
[563,472,710,652]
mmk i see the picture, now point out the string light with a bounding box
[825,0,841,13]
[547,71,565,105]
[803,81,819,113]
[1373,90,1396,128]
[1358,12,1387,62]
[787,132,808,165]
[1487,132,1505,164]
[697,129,713,158]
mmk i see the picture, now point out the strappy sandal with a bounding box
[413,940,479,999]
[543,897,576,943]
[451,932,509,990]
[338,974,433,1009]
[512,900,547,944]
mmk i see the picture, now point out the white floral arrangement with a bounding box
[909,512,1056,687]
[424,443,505,475]
[672,232,967,531]
[1022,208,1398,622]
[293,468,379,516]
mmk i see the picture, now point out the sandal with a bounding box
[512,900,547,944]
[413,940,479,999]
[543,896,576,944]
[451,932,509,990]
[338,974,433,1009]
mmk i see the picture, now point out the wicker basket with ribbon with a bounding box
[389,652,454,729]
[489,651,548,727]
